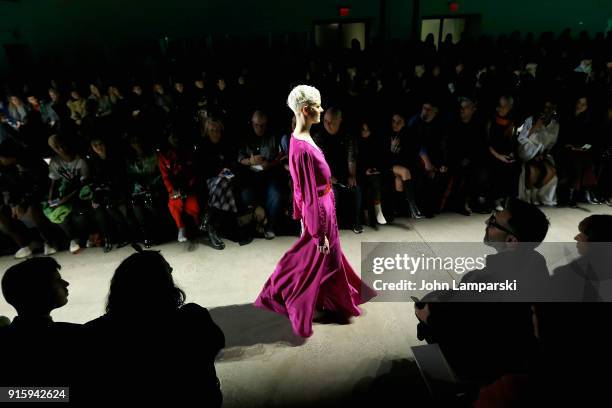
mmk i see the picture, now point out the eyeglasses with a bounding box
[486,212,516,236]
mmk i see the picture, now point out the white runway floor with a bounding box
[1,204,611,407]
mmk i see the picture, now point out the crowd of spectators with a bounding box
[0,28,611,258]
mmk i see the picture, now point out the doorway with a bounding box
[421,15,481,48]
[314,21,368,50]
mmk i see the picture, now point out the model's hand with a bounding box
[317,236,330,255]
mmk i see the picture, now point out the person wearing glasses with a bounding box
[414,198,550,385]
[255,85,376,338]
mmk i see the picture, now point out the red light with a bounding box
[339,7,350,17]
[449,2,459,12]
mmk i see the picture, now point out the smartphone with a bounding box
[49,199,60,208]
[582,144,592,150]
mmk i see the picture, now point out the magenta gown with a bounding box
[254,136,377,337]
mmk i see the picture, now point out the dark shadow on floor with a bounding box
[349,358,433,407]
[210,303,305,361]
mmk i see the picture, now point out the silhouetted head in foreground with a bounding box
[2,258,69,317]
[106,250,186,317]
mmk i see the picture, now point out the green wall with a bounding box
[421,0,612,36]
[1,0,610,75]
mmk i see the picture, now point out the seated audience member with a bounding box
[126,134,168,248]
[559,95,598,206]
[196,116,236,250]
[407,100,449,217]
[48,87,71,124]
[45,132,92,254]
[384,111,424,218]
[0,142,58,258]
[6,94,29,129]
[315,107,364,233]
[446,97,488,215]
[550,214,612,301]
[237,110,284,239]
[85,250,225,406]
[158,127,202,243]
[26,93,59,128]
[88,84,113,117]
[66,89,87,125]
[415,199,550,385]
[517,98,560,206]
[357,120,387,226]
[88,135,132,252]
[597,101,612,205]
[0,258,81,388]
[532,215,612,405]
[485,96,519,211]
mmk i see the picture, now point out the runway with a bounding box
[1,205,610,407]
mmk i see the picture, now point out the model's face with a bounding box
[391,114,405,133]
[309,101,323,124]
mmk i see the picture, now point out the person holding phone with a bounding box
[485,96,520,212]
[357,120,387,226]
[254,85,376,338]
[559,95,599,206]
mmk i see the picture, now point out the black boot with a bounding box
[568,189,578,208]
[403,180,424,219]
[103,238,113,253]
[208,225,225,250]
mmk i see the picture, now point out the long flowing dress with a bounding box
[254,136,377,337]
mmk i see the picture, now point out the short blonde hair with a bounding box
[287,85,320,115]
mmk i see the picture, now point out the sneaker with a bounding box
[264,230,276,240]
[69,240,81,254]
[177,228,188,243]
[494,199,504,212]
[14,246,32,259]
[352,224,364,234]
[43,243,57,256]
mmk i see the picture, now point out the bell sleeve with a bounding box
[296,150,327,242]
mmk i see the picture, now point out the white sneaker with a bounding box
[14,246,32,259]
[44,243,57,256]
[177,228,187,243]
[374,204,387,225]
[494,199,504,212]
[69,240,81,254]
